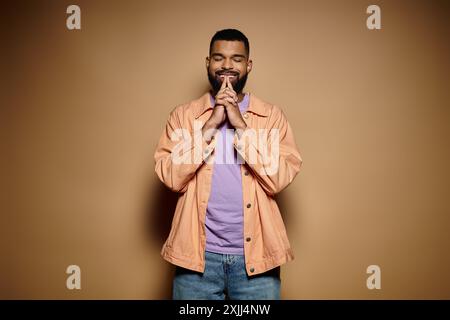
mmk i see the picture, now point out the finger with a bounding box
[217,89,227,97]
[226,77,237,99]
[216,97,237,107]
[217,91,237,102]
[216,93,236,104]
[223,99,238,110]
[218,99,231,109]
[226,76,234,90]
[216,97,232,104]
[218,97,238,107]
[216,93,230,100]
[220,75,228,90]
[224,90,238,102]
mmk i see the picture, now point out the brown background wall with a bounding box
[1,0,449,299]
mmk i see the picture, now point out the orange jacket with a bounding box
[154,92,303,275]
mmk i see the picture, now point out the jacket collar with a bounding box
[194,91,269,119]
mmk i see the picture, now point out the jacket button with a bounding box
[250,267,255,273]
[246,203,251,208]
[204,149,209,154]
[244,171,249,176]
[243,113,249,119]
[246,237,251,242]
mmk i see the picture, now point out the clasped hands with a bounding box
[202,75,247,142]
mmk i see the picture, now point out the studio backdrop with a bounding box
[1,0,449,299]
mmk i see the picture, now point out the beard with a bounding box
[208,70,248,94]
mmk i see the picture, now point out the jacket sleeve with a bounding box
[233,106,302,196]
[154,108,216,193]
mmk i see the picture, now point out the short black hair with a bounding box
[209,29,250,57]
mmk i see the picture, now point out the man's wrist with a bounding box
[234,123,248,139]
[202,120,219,142]
[203,119,218,132]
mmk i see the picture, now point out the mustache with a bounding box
[216,70,239,76]
[208,70,248,94]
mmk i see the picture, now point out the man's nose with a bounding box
[222,58,233,69]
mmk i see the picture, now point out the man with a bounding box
[154,29,303,300]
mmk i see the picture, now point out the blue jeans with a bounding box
[173,251,281,300]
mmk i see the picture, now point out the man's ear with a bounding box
[205,56,210,69]
[246,59,253,73]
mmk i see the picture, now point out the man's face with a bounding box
[206,40,252,94]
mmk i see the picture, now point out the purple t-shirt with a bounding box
[205,92,250,255]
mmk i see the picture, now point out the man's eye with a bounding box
[233,58,242,62]
[213,57,223,61]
